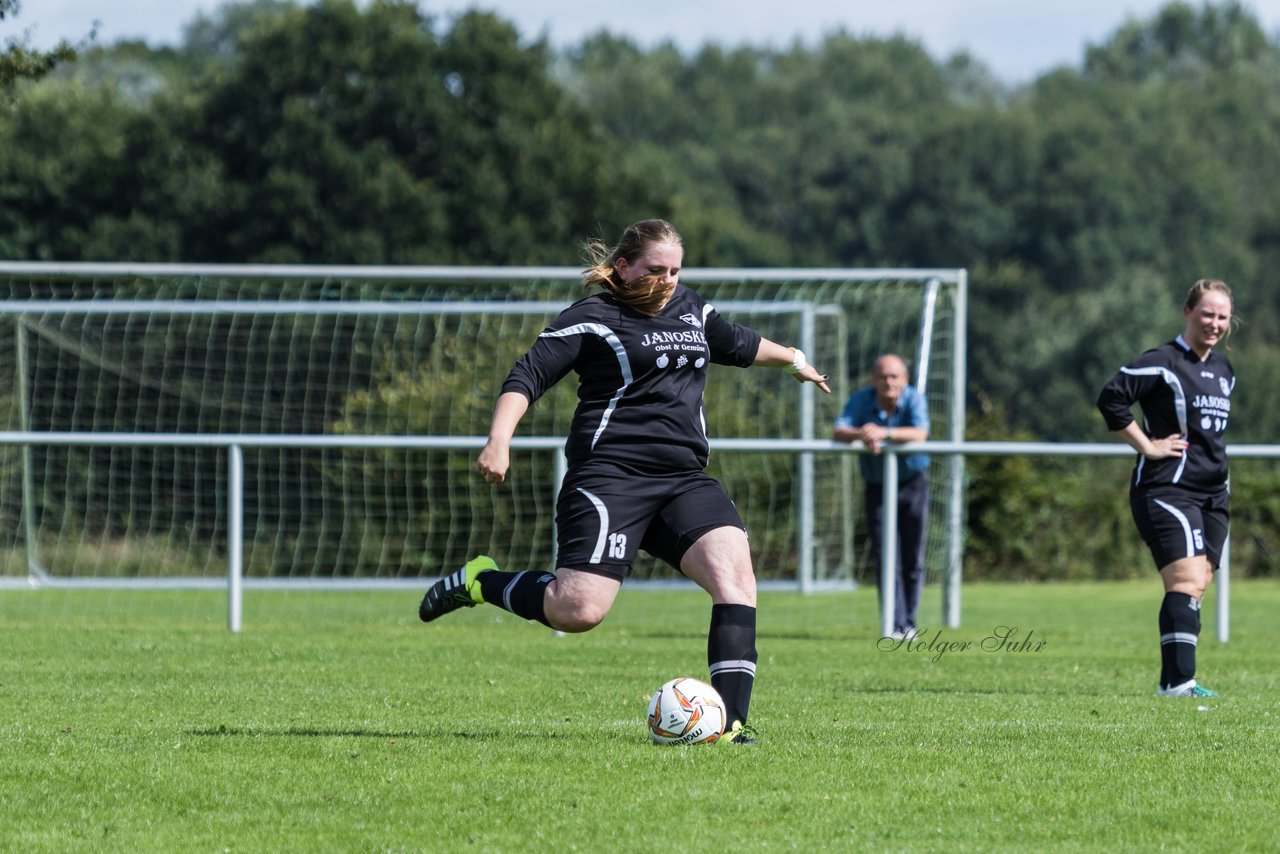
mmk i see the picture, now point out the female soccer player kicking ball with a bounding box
[419,219,832,743]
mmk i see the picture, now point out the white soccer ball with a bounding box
[646,677,726,745]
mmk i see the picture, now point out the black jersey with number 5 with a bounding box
[501,285,762,473]
[1096,335,1234,491]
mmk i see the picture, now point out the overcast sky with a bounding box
[9,1,1280,83]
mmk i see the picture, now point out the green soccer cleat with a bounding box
[720,720,759,745]
[418,555,496,622]
[1156,679,1219,698]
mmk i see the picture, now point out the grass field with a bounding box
[3,580,1279,852]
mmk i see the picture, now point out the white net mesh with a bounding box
[0,268,962,602]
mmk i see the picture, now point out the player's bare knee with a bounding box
[543,589,609,632]
[550,616,603,633]
[546,603,607,633]
[701,562,757,605]
[722,561,757,596]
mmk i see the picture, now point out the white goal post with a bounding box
[0,262,966,631]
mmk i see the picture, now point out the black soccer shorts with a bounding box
[1129,486,1230,572]
[554,460,746,579]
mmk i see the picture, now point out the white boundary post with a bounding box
[14,316,48,581]
[945,269,968,628]
[880,448,899,639]
[798,303,817,594]
[945,458,964,629]
[227,444,244,633]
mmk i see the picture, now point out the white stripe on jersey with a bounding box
[697,305,714,450]
[540,323,633,449]
[1121,366,1189,484]
[575,487,610,564]
[1153,498,1196,558]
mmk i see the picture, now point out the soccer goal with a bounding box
[0,263,965,625]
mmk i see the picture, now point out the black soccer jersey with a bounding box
[1097,335,1234,491]
[501,284,762,472]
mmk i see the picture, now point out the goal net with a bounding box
[0,265,964,615]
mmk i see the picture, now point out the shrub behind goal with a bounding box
[0,265,964,611]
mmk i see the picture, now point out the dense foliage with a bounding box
[3,0,1279,578]
[0,0,79,103]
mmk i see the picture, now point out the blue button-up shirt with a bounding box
[834,385,930,484]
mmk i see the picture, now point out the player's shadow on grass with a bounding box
[623,629,861,642]
[188,726,419,738]
[854,686,1006,695]
[187,725,570,740]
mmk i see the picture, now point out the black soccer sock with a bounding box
[476,570,554,627]
[708,603,758,726]
[1159,592,1200,688]
[1157,598,1177,688]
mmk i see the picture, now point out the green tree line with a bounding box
[3,0,1279,578]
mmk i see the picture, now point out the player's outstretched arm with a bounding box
[477,391,530,484]
[753,338,831,394]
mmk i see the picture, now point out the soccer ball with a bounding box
[646,677,726,745]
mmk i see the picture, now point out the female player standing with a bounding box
[1097,279,1235,698]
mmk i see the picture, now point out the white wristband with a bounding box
[784,347,807,374]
